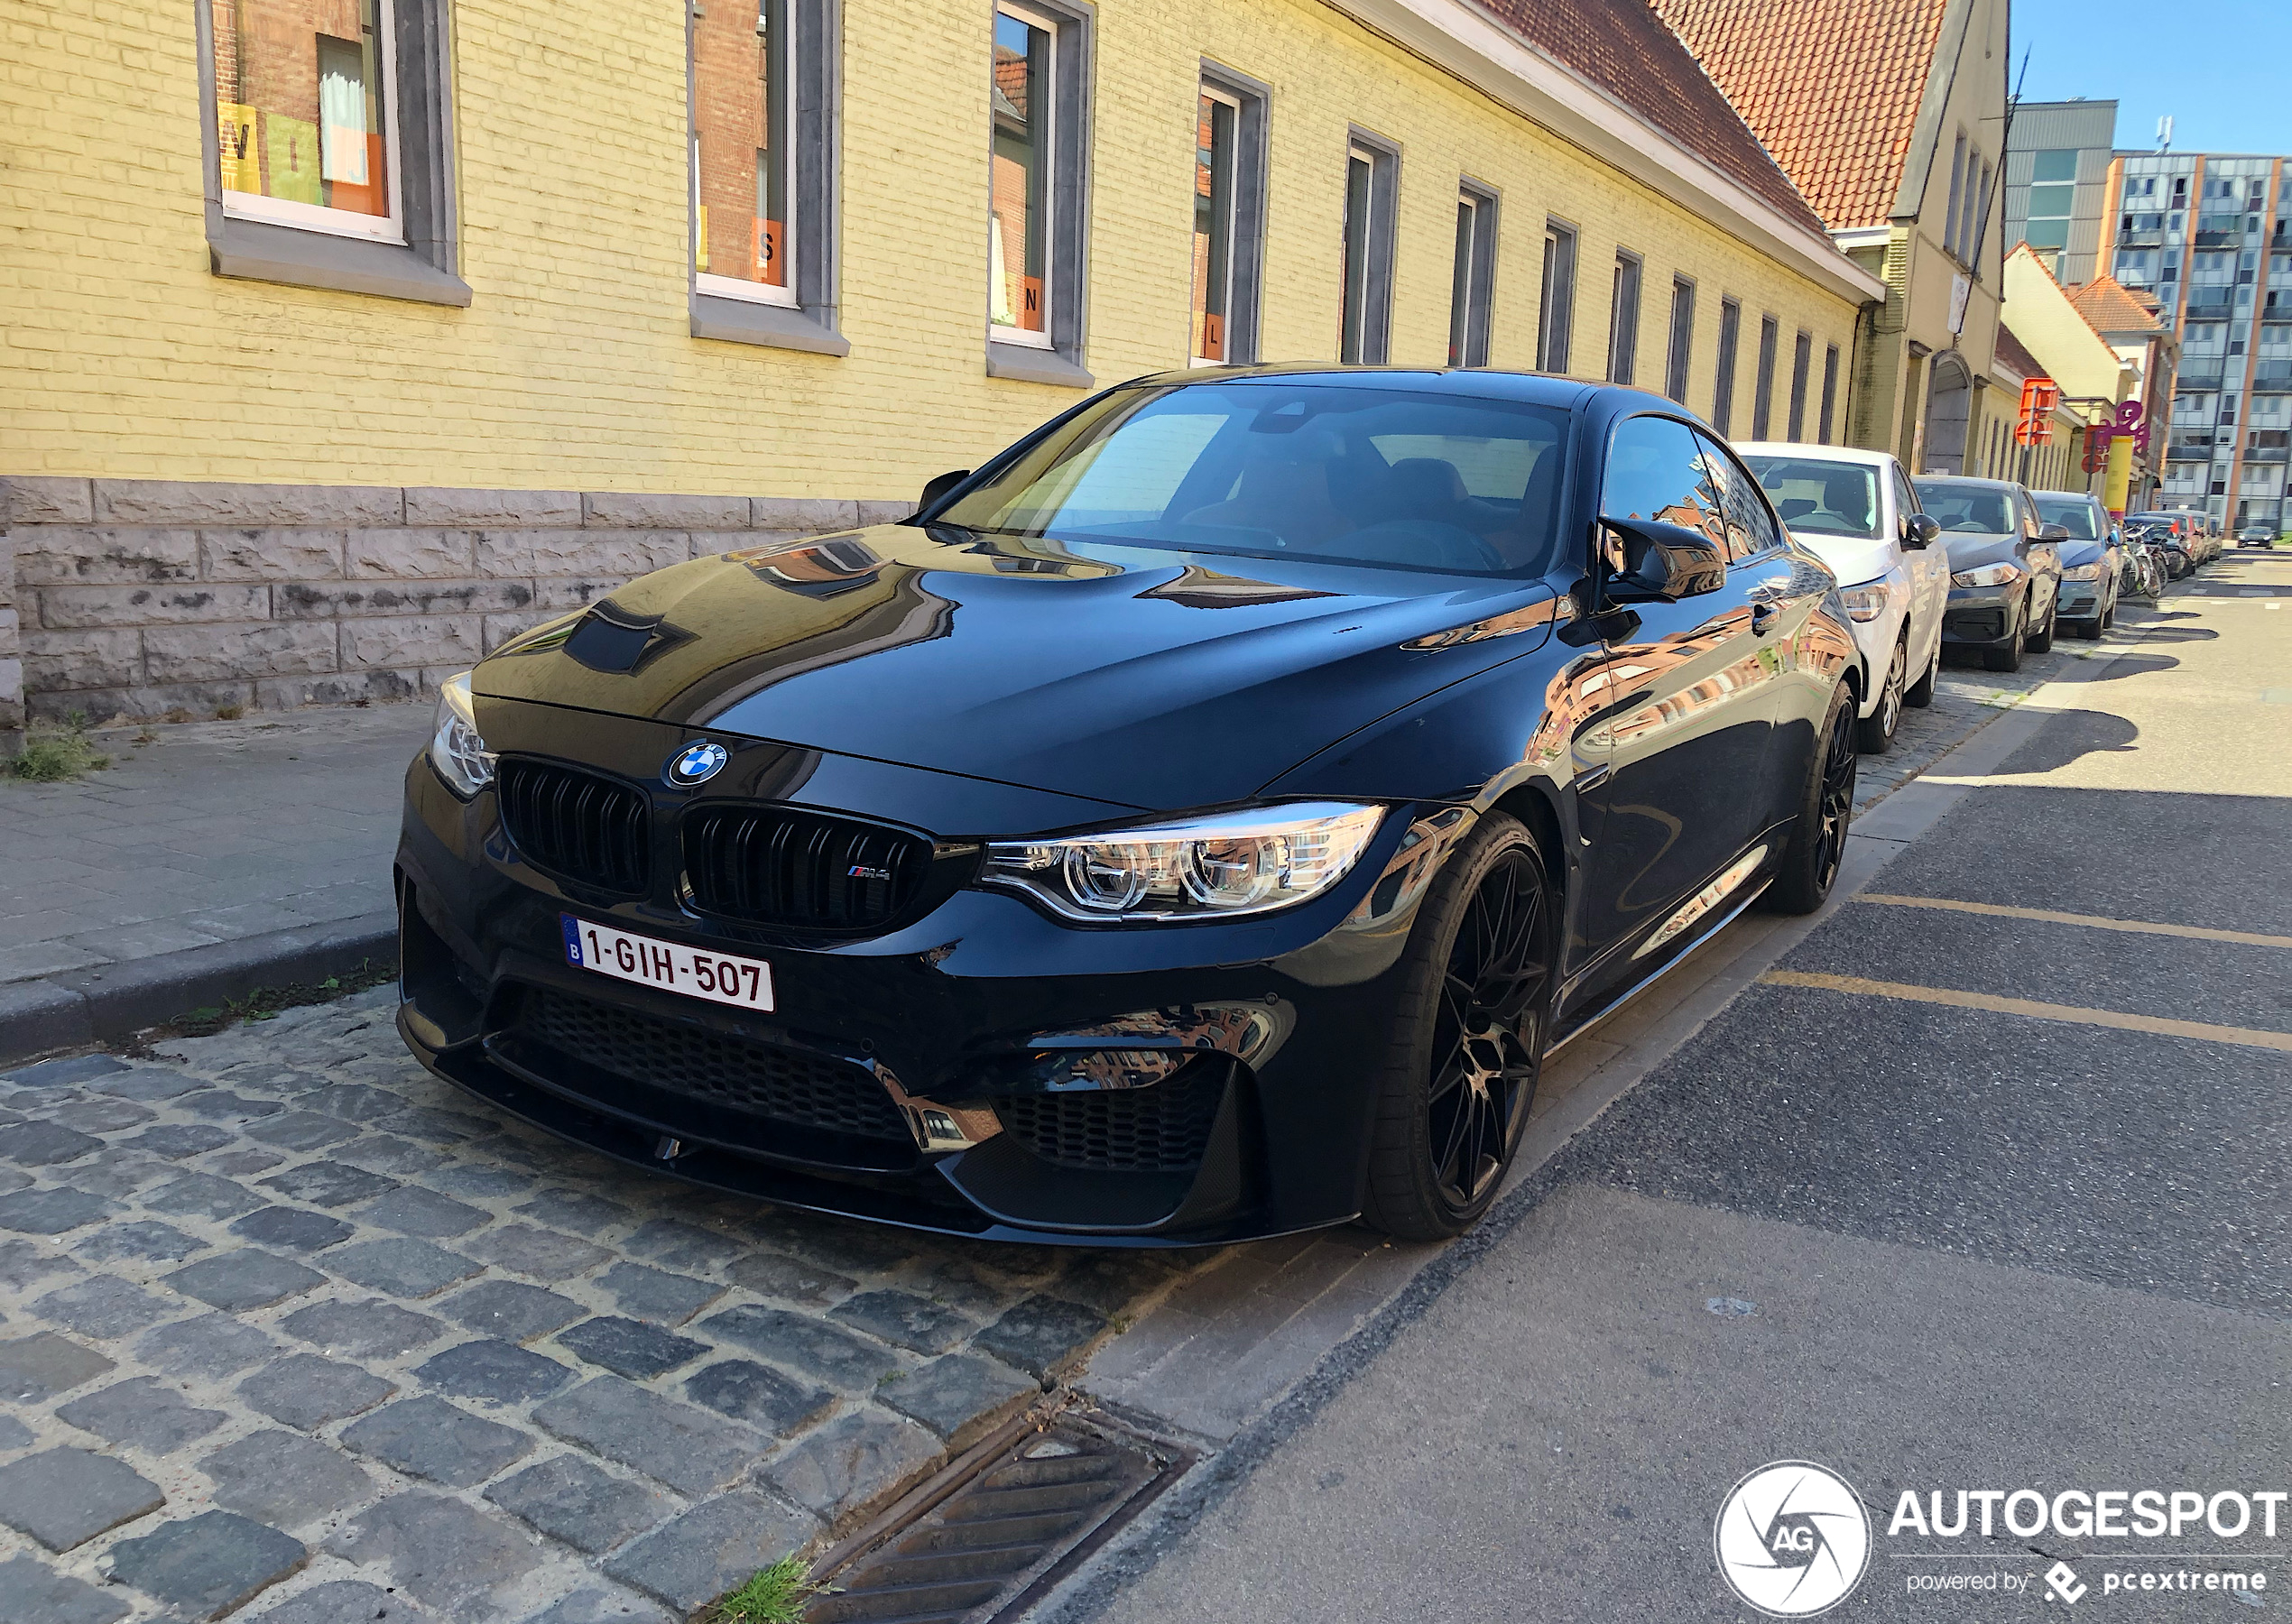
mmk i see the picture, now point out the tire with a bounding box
[2025,599,2056,654]
[1763,679,1857,916]
[1981,606,2026,672]
[1361,814,1557,1241]
[1855,636,1907,753]
[1904,641,1939,708]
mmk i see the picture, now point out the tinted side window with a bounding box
[1696,430,1779,560]
[1602,416,1724,551]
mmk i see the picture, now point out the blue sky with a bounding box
[2013,0,2292,155]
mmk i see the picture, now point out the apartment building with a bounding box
[2103,151,2289,532]
[2001,98,2116,284]
[0,0,1879,736]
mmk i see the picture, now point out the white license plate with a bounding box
[560,916,775,1011]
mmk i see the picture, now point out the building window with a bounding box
[1537,220,1576,374]
[1664,276,1694,403]
[199,0,464,303]
[1448,182,1498,368]
[991,7,1053,344]
[1751,315,1779,439]
[1818,343,1840,444]
[1192,87,1239,363]
[211,0,396,239]
[1607,250,1642,384]
[1787,330,1811,440]
[1959,149,1988,266]
[1339,134,1399,364]
[1712,296,1741,434]
[690,0,843,354]
[1945,134,1966,258]
[986,1,1093,385]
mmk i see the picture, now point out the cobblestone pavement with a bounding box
[0,996,1186,1622]
[0,707,423,987]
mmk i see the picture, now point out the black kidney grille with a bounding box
[515,986,910,1143]
[995,1065,1226,1173]
[497,759,652,895]
[684,807,931,930]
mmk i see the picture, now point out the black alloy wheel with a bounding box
[1765,679,1858,915]
[1855,637,1906,753]
[1363,815,1557,1241]
[2026,597,2056,654]
[1425,852,1550,1214]
[1982,599,2026,671]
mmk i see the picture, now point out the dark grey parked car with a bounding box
[1912,475,2066,672]
[2032,490,2121,639]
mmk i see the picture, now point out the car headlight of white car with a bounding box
[983,802,1385,921]
[1949,562,2025,588]
[428,670,497,798]
[1837,581,1895,623]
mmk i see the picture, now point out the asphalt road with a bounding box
[1061,551,2291,1622]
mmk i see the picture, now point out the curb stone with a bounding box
[0,912,396,1068]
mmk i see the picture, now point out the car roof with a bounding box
[1733,442,1896,468]
[1912,474,2018,490]
[1127,364,1603,412]
[2031,490,2102,505]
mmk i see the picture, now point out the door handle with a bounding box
[1751,602,1778,636]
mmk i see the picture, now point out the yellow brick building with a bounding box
[0,0,1880,729]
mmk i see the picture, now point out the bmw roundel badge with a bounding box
[665,741,729,787]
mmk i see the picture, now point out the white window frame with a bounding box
[988,0,1061,352]
[217,0,407,245]
[1188,81,1243,367]
[694,0,799,310]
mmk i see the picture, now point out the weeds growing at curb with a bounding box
[163,958,398,1041]
[6,715,109,782]
[706,1555,835,1624]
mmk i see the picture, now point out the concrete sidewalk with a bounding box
[0,705,427,1062]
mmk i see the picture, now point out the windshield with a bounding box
[937,382,1573,577]
[2033,495,2101,539]
[1914,482,2014,535]
[1740,455,1881,539]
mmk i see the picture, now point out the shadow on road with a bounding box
[1987,709,2139,774]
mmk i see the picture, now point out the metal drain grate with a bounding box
[808,1416,1177,1624]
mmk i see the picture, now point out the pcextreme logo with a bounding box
[1714,1461,1873,1617]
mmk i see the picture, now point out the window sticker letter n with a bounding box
[1715,1461,1872,1617]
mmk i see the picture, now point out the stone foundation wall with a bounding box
[1,478,909,729]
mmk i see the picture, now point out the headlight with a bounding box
[428,670,496,798]
[2060,563,2101,580]
[1837,582,1894,623]
[1950,562,2025,588]
[983,802,1385,922]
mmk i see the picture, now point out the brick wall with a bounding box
[0,478,905,727]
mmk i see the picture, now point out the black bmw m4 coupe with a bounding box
[395,368,1862,1245]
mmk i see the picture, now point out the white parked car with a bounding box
[1734,443,1948,753]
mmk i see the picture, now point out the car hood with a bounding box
[1938,530,2021,572]
[473,524,1564,810]
[2058,538,2110,568]
[1786,531,1896,589]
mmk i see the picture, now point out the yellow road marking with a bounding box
[1758,970,2292,1053]
[1857,893,2292,950]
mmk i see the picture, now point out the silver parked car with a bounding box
[1739,442,1948,753]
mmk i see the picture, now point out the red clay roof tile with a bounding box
[1647,0,1954,231]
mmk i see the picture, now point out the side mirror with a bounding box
[919,468,972,513]
[2038,523,2072,543]
[1595,515,1727,604]
[1902,512,1941,549]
